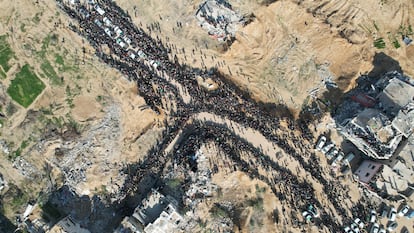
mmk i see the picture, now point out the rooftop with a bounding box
[144,204,182,233]
[339,72,414,160]
[132,190,169,226]
[115,189,182,233]
[392,103,414,137]
[341,108,402,159]
[47,216,90,233]
[378,78,414,116]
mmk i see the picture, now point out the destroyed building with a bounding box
[337,71,414,198]
[195,0,244,41]
[340,108,402,160]
[375,133,414,198]
[339,72,414,160]
[47,216,90,233]
[114,189,182,233]
[377,77,414,116]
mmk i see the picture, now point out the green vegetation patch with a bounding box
[5,183,29,211]
[246,197,264,210]
[55,53,64,66]
[37,34,53,59]
[0,35,14,72]
[54,53,78,72]
[398,24,413,36]
[41,60,62,85]
[7,64,45,107]
[210,204,230,218]
[32,12,42,24]
[392,39,401,48]
[0,69,6,79]
[166,178,182,189]
[374,38,386,49]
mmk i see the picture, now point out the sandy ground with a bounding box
[117,0,414,112]
[160,111,364,232]
[0,0,413,230]
[0,0,159,216]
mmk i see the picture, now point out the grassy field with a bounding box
[41,59,62,85]
[0,35,14,73]
[7,64,46,107]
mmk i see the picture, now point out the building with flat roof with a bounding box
[144,204,182,233]
[354,160,383,184]
[377,78,414,116]
[340,71,414,199]
[340,108,402,159]
[339,72,414,160]
[47,216,90,233]
[391,103,414,137]
[376,133,414,198]
[114,189,182,233]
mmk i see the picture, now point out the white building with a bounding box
[114,189,182,233]
[47,216,90,233]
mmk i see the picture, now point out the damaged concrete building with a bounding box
[114,189,182,233]
[47,216,90,233]
[340,72,414,160]
[339,71,414,198]
[376,132,414,198]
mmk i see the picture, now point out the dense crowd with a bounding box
[57,0,365,231]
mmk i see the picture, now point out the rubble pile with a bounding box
[12,158,39,178]
[336,71,414,160]
[195,0,244,41]
[49,104,122,193]
[185,149,217,207]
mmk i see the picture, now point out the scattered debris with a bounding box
[196,0,245,41]
[115,189,182,233]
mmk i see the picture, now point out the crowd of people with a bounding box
[57,0,367,231]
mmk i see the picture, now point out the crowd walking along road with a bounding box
[55,0,370,231]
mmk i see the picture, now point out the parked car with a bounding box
[388,207,397,221]
[302,211,313,223]
[398,204,410,217]
[370,223,379,233]
[378,228,386,233]
[354,218,364,229]
[326,148,339,160]
[351,223,360,233]
[344,226,353,233]
[369,210,377,223]
[321,143,334,154]
[386,221,398,231]
[380,205,388,218]
[315,136,327,151]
